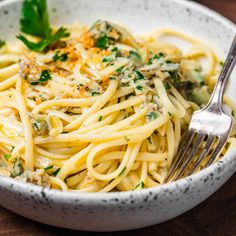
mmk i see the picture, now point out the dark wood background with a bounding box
[0,0,235,235]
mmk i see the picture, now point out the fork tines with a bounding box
[164,131,227,183]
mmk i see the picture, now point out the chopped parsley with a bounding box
[116,67,123,74]
[148,52,165,64]
[102,48,118,63]
[134,70,144,82]
[90,91,100,96]
[168,111,172,116]
[164,82,171,90]
[39,69,52,83]
[53,50,69,62]
[17,0,70,52]
[3,154,11,161]
[98,116,103,122]
[96,35,109,49]
[146,111,158,121]
[136,85,143,91]
[219,61,224,66]
[153,52,165,59]
[134,181,145,190]
[30,81,39,85]
[141,181,145,188]
[44,165,54,171]
[118,167,126,176]
[0,40,5,48]
[102,57,109,62]
[129,50,141,62]
[29,70,51,85]
[232,110,235,117]
[32,120,41,132]
[52,167,61,176]
[109,76,116,80]
[169,71,180,86]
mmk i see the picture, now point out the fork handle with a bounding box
[207,35,236,111]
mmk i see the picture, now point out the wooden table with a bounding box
[0,0,236,235]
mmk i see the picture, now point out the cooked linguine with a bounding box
[0,4,235,192]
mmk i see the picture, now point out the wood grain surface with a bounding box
[0,0,235,235]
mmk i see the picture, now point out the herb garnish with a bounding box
[96,35,109,49]
[44,165,54,171]
[3,154,11,161]
[91,91,100,96]
[148,52,165,64]
[52,167,61,176]
[17,0,70,52]
[136,85,143,91]
[32,120,41,132]
[164,82,171,90]
[116,67,123,74]
[134,70,144,82]
[98,116,103,122]
[39,69,52,82]
[219,61,224,66]
[134,181,145,190]
[129,50,141,62]
[0,40,5,48]
[169,71,180,86]
[146,111,158,121]
[53,50,69,62]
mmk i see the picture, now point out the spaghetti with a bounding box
[0,20,235,192]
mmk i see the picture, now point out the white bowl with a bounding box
[0,0,236,232]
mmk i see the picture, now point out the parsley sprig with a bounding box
[17,0,70,52]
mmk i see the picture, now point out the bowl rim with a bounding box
[0,0,235,200]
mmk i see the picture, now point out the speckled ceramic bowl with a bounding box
[0,0,236,232]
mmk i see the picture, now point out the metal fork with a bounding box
[165,35,236,182]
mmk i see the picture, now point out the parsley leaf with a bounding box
[39,69,51,82]
[20,0,51,38]
[164,82,171,90]
[134,70,144,82]
[146,111,158,121]
[136,85,143,91]
[31,69,51,85]
[129,50,141,62]
[17,0,70,52]
[96,35,109,49]
[3,154,11,161]
[52,167,61,176]
[0,40,5,48]
[44,165,53,171]
[17,27,70,52]
[90,91,100,96]
[219,61,224,66]
[98,116,103,122]
[53,50,69,62]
